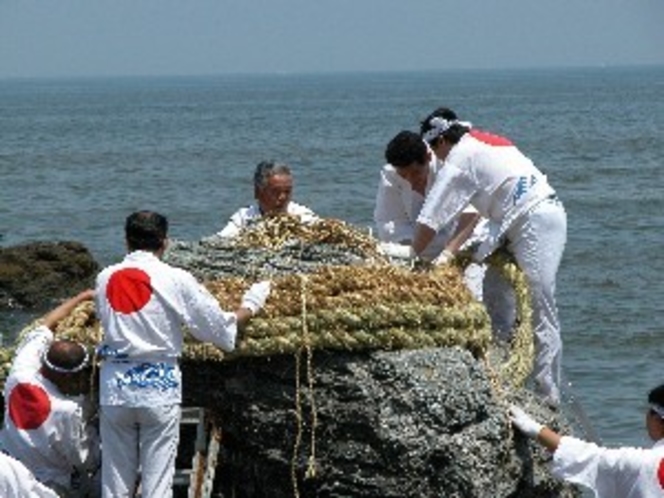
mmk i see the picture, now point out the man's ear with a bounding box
[656,417,664,440]
[155,237,168,258]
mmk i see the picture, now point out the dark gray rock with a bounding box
[167,234,581,497]
[165,237,372,282]
[0,241,99,311]
[183,348,581,498]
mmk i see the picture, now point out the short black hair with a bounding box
[253,161,291,189]
[125,211,168,251]
[384,130,428,168]
[649,384,664,407]
[420,106,469,145]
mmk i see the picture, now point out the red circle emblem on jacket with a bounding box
[470,129,513,147]
[8,383,51,430]
[106,267,153,314]
[658,458,664,489]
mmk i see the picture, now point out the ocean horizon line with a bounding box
[1,62,663,84]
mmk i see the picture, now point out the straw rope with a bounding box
[0,217,536,498]
[0,219,535,395]
[484,250,535,389]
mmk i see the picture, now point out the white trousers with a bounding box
[464,263,517,342]
[462,262,485,301]
[506,197,567,404]
[482,265,518,342]
[100,404,181,498]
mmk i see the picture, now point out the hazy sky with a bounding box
[1,0,663,78]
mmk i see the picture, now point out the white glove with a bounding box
[432,249,454,266]
[377,241,415,259]
[241,281,271,315]
[509,405,544,438]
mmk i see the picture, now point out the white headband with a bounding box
[42,344,90,374]
[651,403,664,419]
[422,116,472,143]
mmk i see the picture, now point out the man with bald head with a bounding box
[0,290,101,497]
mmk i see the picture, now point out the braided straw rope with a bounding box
[233,216,383,258]
[0,219,535,393]
[0,218,535,495]
[484,251,534,388]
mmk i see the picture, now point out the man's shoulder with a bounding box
[288,201,316,216]
[10,326,53,372]
[97,257,132,282]
[20,324,53,343]
[100,252,170,274]
[380,163,404,182]
[6,372,75,413]
[214,205,257,238]
[231,204,259,218]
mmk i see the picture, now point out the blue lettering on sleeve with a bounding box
[97,344,129,360]
[512,175,538,205]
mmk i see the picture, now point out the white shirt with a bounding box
[552,436,664,497]
[417,131,555,247]
[95,250,238,407]
[217,201,318,238]
[0,452,58,498]
[0,327,100,490]
[374,160,459,260]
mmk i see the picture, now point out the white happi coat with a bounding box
[0,452,59,498]
[373,156,510,308]
[552,436,664,497]
[0,326,100,490]
[217,201,318,238]
[373,156,458,260]
[417,130,556,260]
[95,250,239,407]
[417,129,566,403]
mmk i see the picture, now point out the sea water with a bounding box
[1,66,663,451]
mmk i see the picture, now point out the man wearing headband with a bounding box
[0,289,101,497]
[408,106,567,406]
[510,384,664,497]
[95,210,271,498]
[214,160,318,238]
[375,132,461,261]
[378,131,516,333]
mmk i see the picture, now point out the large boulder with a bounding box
[182,348,580,498]
[165,218,581,498]
[0,241,99,311]
[0,221,583,497]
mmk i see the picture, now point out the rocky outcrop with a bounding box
[0,225,583,497]
[0,241,99,311]
[166,225,582,497]
[182,348,580,498]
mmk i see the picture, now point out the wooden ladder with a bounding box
[173,407,222,498]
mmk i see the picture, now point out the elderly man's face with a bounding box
[255,174,293,215]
